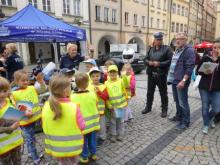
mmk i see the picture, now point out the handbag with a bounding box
[193,75,201,90]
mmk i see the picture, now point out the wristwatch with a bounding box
[182,78,187,82]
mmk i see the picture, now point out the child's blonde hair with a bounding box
[0,76,10,92]
[48,74,71,120]
[104,59,115,67]
[13,69,28,84]
[75,72,89,90]
[6,43,18,54]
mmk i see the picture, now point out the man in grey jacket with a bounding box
[167,32,195,130]
[142,32,173,118]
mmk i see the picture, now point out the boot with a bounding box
[142,106,151,114]
[161,110,167,118]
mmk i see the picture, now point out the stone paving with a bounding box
[21,72,220,165]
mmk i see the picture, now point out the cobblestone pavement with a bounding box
[21,72,220,165]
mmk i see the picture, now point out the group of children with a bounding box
[0,59,136,165]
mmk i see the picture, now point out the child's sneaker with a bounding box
[34,159,41,165]
[116,135,123,141]
[90,154,98,161]
[79,157,89,164]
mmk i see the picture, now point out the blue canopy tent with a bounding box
[0,4,86,62]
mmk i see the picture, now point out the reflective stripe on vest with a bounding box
[45,144,83,153]
[84,114,99,121]
[0,129,23,155]
[45,134,83,141]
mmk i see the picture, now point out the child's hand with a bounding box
[18,105,27,111]
[35,72,44,84]
[25,110,33,117]
[10,122,20,130]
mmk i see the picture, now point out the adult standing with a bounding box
[60,43,89,70]
[3,43,24,81]
[196,38,220,134]
[0,47,7,78]
[142,32,173,118]
[167,32,195,130]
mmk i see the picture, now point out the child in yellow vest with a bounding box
[42,74,85,165]
[71,73,100,164]
[88,67,109,145]
[105,65,127,142]
[0,76,24,165]
[11,70,46,164]
[121,63,136,122]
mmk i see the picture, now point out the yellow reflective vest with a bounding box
[12,86,41,126]
[42,101,83,158]
[122,74,132,99]
[88,83,106,115]
[71,91,100,135]
[0,99,23,155]
[105,78,127,109]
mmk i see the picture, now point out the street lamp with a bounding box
[0,9,5,18]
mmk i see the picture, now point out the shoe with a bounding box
[79,157,89,163]
[116,135,123,141]
[34,159,41,165]
[110,136,116,143]
[161,111,167,118]
[210,118,216,128]
[202,126,209,134]
[90,154,97,161]
[39,153,44,159]
[169,116,181,122]
[175,123,188,130]
[142,108,151,114]
[28,153,32,158]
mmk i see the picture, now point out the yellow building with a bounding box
[169,0,189,43]
[148,0,170,44]
[121,0,148,55]
[188,0,197,43]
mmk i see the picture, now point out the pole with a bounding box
[168,0,173,44]
[88,0,92,44]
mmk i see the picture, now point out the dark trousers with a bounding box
[146,74,168,112]
[81,132,97,159]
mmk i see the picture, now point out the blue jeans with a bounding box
[21,123,39,161]
[199,89,220,126]
[172,83,190,126]
[81,132,96,159]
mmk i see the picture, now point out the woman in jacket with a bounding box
[196,38,220,134]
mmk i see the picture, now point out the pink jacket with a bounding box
[130,72,136,97]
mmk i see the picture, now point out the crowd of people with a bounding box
[0,31,220,165]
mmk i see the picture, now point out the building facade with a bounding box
[214,0,220,38]
[0,0,89,64]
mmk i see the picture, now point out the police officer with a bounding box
[142,32,173,118]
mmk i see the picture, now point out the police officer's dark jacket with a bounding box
[145,45,173,75]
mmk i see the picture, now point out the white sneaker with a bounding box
[210,118,216,128]
[202,126,209,134]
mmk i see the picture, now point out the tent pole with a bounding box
[53,43,58,64]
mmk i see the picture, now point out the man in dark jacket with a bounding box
[167,32,195,130]
[142,32,173,118]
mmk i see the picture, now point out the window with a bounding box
[180,24,183,32]
[63,0,70,14]
[184,24,187,32]
[150,17,153,28]
[125,12,129,25]
[176,23,179,33]
[171,22,175,32]
[185,8,188,17]
[163,20,165,29]
[142,16,145,27]
[172,3,176,14]
[29,0,37,8]
[112,9,116,23]
[95,6,101,21]
[74,0,80,16]
[151,0,154,6]
[157,0,160,9]
[1,0,12,6]
[104,7,109,22]
[42,0,51,12]
[163,0,166,11]
[134,14,138,26]
[157,19,160,28]
[177,5,180,15]
[181,6,184,16]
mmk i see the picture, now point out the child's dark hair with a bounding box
[49,74,71,120]
[75,72,89,89]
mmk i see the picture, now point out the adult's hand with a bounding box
[177,81,185,89]
[204,69,212,75]
[153,61,160,67]
[148,61,154,66]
